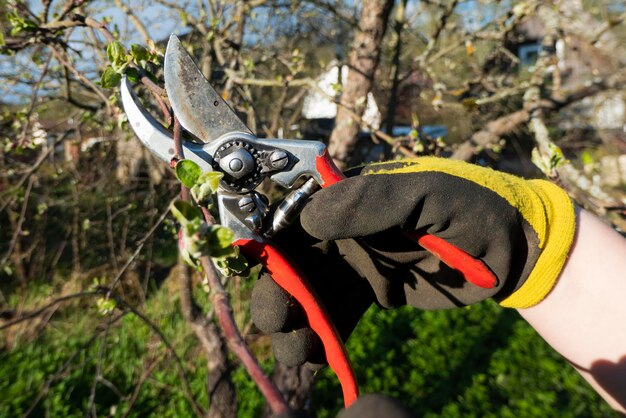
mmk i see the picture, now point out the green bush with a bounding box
[312,301,617,418]
[0,287,207,417]
[1,288,617,417]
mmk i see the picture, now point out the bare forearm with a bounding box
[518,209,626,413]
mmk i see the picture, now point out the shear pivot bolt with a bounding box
[238,196,256,212]
[269,151,289,169]
[229,158,244,172]
[218,148,255,179]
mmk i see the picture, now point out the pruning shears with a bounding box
[121,34,497,408]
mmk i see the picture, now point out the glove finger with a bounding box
[251,272,298,333]
[271,327,320,367]
[338,394,417,418]
[258,222,376,366]
[271,411,309,418]
[301,174,420,241]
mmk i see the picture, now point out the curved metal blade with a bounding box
[164,34,251,143]
[120,76,213,172]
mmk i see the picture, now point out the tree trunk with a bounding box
[176,261,237,418]
[328,0,394,169]
[264,364,315,417]
[384,0,408,135]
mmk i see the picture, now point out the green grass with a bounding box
[312,302,617,417]
[0,286,617,417]
[0,286,208,417]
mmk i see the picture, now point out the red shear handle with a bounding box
[315,150,345,187]
[235,238,359,407]
[408,232,497,288]
[315,150,497,289]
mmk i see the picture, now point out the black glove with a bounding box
[252,158,575,366]
[272,394,417,418]
[251,220,375,367]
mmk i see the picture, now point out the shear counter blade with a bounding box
[164,35,252,143]
[120,76,178,163]
[120,76,214,172]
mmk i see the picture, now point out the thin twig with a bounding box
[0,291,102,331]
[106,196,177,296]
[120,355,163,418]
[87,314,116,417]
[0,128,77,214]
[171,104,286,413]
[114,298,206,417]
[1,177,34,267]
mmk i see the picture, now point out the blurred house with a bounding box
[300,62,381,141]
[300,63,453,163]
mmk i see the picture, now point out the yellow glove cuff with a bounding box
[365,157,576,308]
[499,180,576,308]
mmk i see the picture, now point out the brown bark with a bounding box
[384,0,408,135]
[328,0,394,169]
[265,364,315,417]
[177,261,237,418]
[451,109,530,161]
[451,77,618,161]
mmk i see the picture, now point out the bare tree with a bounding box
[1,1,625,416]
[328,0,395,169]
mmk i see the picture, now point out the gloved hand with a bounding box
[251,157,576,366]
[251,220,375,367]
[272,394,417,418]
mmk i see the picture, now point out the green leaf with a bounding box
[100,66,122,88]
[2,263,13,276]
[191,171,223,205]
[581,150,594,166]
[107,41,126,65]
[243,58,255,72]
[198,171,223,192]
[8,13,38,36]
[130,44,149,63]
[36,203,47,215]
[106,41,131,71]
[214,250,248,277]
[331,82,343,94]
[179,11,189,27]
[96,297,116,316]
[170,200,203,225]
[207,225,234,252]
[180,247,199,269]
[531,143,567,176]
[175,159,203,188]
[125,67,141,83]
[191,183,214,206]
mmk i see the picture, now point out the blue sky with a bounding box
[3,0,504,104]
